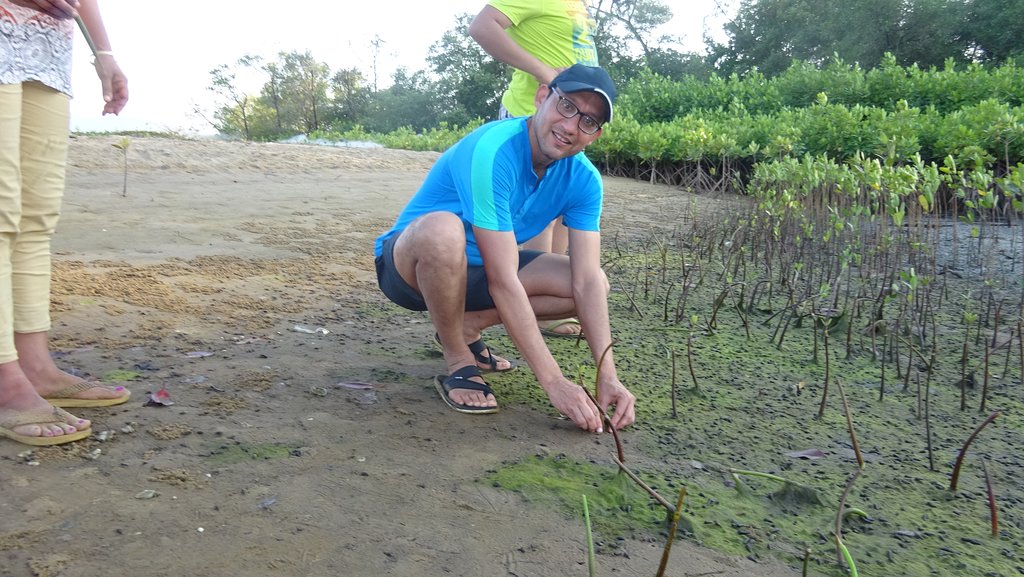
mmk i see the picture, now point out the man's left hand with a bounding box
[596,379,636,431]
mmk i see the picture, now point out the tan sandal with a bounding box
[44,380,131,408]
[0,406,92,446]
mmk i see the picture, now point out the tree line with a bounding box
[206,0,1022,141]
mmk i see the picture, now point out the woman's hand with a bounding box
[93,54,128,115]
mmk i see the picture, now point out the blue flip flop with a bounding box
[433,366,499,414]
[432,334,517,374]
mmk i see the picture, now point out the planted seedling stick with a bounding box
[670,348,678,419]
[582,385,624,463]
[982,459,999,537]
[949,410,1002,492]
[610,453,675,514]
[583,342,625,459]
[686,330,699,390]
[655,486,689,577]
[834,378,863,468]
[582,495,596,577]
[980,321,994,412]
[834,467,864,577]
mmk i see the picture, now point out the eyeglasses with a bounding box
[551,88,602,135]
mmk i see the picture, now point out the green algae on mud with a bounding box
[479,237,1023,576]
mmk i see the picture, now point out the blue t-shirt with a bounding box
[374,117,603,266]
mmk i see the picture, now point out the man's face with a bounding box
[529,86,605,166]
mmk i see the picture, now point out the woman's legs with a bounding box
[0,82,91,443]
[15,82,128,405]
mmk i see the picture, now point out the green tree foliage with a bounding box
[207,54,263,140]
[361,68,441,134]
[277,51,331,133]
[329,67,371,128]
[425,14,509,124]
[711,0,969,76]
[591,0,684,79]
[964,0,1024,62]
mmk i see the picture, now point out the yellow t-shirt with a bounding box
[489,0,599,117]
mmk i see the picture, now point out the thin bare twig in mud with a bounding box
[980,304,999,412]
[1001,325,1015,382]
[879,342,887,403]
[655,486,689,577]
[670,348,678,419]
[816,351,830,420]
[835,467,864,576]
[686,330,700,391]
[983,459,999,537]
[616,278,645,318]
[950,410,1002,492]
[610,453,675,514]
[923,325,939,470]
[835,379,864,468]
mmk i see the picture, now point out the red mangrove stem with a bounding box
[655,486,688,577]
[983,460,999,537]
[582,386,624,463]
[835,378,864,468]
[949,410,1001,492]
[610,453,675,514]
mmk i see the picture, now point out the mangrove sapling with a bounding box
[834,378,863,468]
[684,316,703,396]
[949,410,1002,492]
[617,276,644,319]
[655,486,688,577]
[581,495,596,577]
[112,137,131,197]
[961,308,977,410]
[982,459,999,537]
[834,467,864,577]
[1000,324,1015,383]
[583,385,624,463]
[670,349,677,419]
[878,334,886,402]
[611,453,675,515]
[582,342,625,462]
[816,323,832,420]
[979,301,1002,412]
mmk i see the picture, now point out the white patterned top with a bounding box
[0,1,74,96]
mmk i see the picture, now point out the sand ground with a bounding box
[0,135,799,577]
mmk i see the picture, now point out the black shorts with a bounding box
[375,233,544,312]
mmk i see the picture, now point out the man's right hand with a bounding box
[544,378,604,433]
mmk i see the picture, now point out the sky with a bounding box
[69,1,733,135]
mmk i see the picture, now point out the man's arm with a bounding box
[568,228,636,430]
[475,227,605,432]
[469,5,560,86]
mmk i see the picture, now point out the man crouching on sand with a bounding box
[373,64,635,433]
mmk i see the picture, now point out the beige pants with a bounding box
[0,81,70,363]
